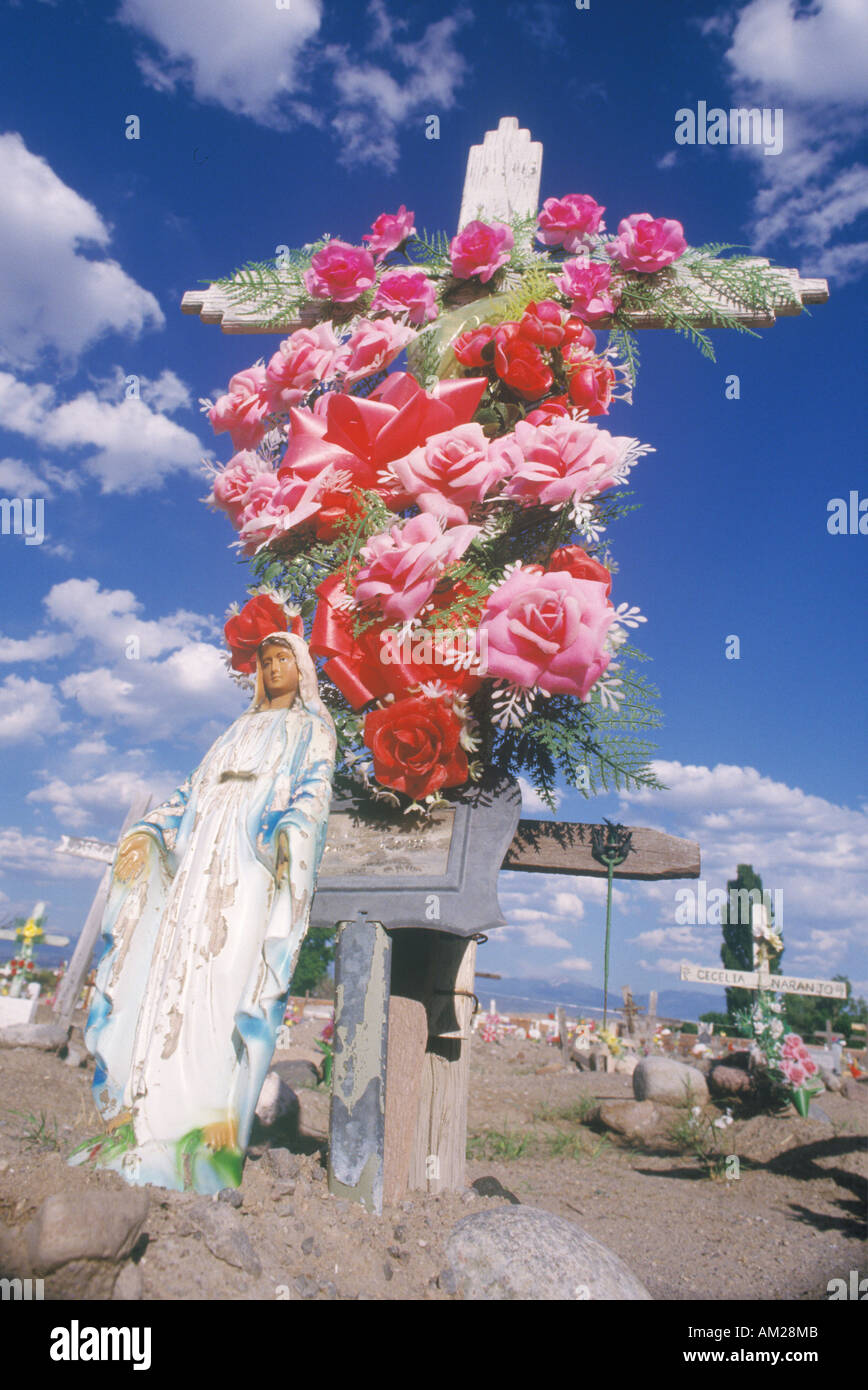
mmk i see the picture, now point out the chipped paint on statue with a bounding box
[70,633,335,1193]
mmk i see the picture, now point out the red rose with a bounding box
[519,300,565,348]
[561,318,597,352]
[548,545,613,595]
[525,394,572,426]
[364,695,469,800]
[565,351,615,415]
[453,324,497,367]
[224,595,298,673]
[494,335,553,400]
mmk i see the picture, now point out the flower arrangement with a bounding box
[735,992,822,1117]
[204,197,786,812]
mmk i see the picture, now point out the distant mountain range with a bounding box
[476,975,726,1024]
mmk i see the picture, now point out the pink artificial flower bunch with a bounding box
[777,1034,819,1089]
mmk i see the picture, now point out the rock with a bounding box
[444,1206,652,1301]
[818,1067,841,1093]
[534,1061,566,1075]
[255,1072,299,1130]
[438,1266,459,1294]
[192,1202,261,1276]
[297,1088,330,1140]
[633,1057,709,1107]
[112,1262,143,1300]
[841,1076,867,1103]
[26,1190,149,1273]
[709,1064,755,1098]
[0,1218,30,1277]
[613,1055,638,1076]
[218,1188,243,1208]
[272,1059,320,1090]
[0,1023,69,1051]
[63,1045,87,1068]
[264,1149,301,1180]
[598,1099,663,1141]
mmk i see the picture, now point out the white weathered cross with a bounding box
[176,117,830,1207]
[679,960,847,1002]
[51,794,151,1023]
[182,115,828,334]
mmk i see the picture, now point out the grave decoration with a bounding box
[199,176,803,816]
[0,904,68,997]
[736,992,822,1118]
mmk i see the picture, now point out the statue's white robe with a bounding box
[75,701,335,1193]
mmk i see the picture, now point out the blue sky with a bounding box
[0,0,865,1010]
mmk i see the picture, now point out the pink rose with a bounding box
[363,205,415,258]
[783,1061,807,1087]
[480,567,615,697]
[238,471,328,553]
[551,260,621,324]
[354,512,480,622]
[536,194,605,252]
[392,422,507,524]
[450,220,514,283]
[210,451,272,524]
[497,417,627,508]
[605,213,687,273]
[264,323,344,410]
[334,316,416,387]
[303,240,376,302]
[209,366,272,450]
[370,270,438,326]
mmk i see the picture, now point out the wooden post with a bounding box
[53,795,151,1024]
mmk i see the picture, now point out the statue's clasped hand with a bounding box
[114,833,153,884]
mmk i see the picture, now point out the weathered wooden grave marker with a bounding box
[52,794,151,1024]
[180,115,830,1211]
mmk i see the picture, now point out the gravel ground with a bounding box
[0,1020,865,1301]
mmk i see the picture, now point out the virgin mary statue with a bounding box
[70,631,336,1193]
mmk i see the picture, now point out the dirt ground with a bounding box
[0,1017,865,1302]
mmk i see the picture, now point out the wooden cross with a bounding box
[181,115,828,335]
[176,116,833,1211]
[51,794,151,1024]
[680,960,847,1002]
[814,1019,843,1049]
[621,985,644,1036]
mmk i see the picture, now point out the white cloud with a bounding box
[0,133,163,370]
[500,918,573,951]
[0,456,74,498]
[517,776,563,815]
[0,371,208,493]
[0,675,64,744]
[705,0,868,280]
[552,956,593,974]
[27,767,174,831]
[118,0,468,174]
[0,632,75,664]
[629,925,708,950]
[725,0,868,102]
[43,578,213,659]
[638,957,687,976]
[0,826,105,882]
[61,641,244,732]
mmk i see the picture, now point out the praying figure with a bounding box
[70,631,336,1193]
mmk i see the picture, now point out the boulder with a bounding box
[25,1190,149,1272]
[613,1055,638,1076]
[444,1206,652,1301]
[633,1057,708,1107]
[271,1058,320,1090]
[598,1099,662,1140]
[0,1023,69,1051]
[841,1076,867,1103]
[817,1067,841,1093]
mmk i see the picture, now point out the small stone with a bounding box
[841,1076,867,1103]
[265,1149,300,1180]
[218,1188,243,1208]
[193,1202,261,1275]
[301,1235,314,1255]
[271,1058,320,1090]
[383,1262,393,1281]
[709,1064,754,1097]
[392,1224,407,1241]
[818,1067,841,1092]
[310,1164,326,1183]
[63,1046,86,1069]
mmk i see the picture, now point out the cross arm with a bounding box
[502,819,700,880]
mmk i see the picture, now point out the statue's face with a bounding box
[260,644,299,701]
